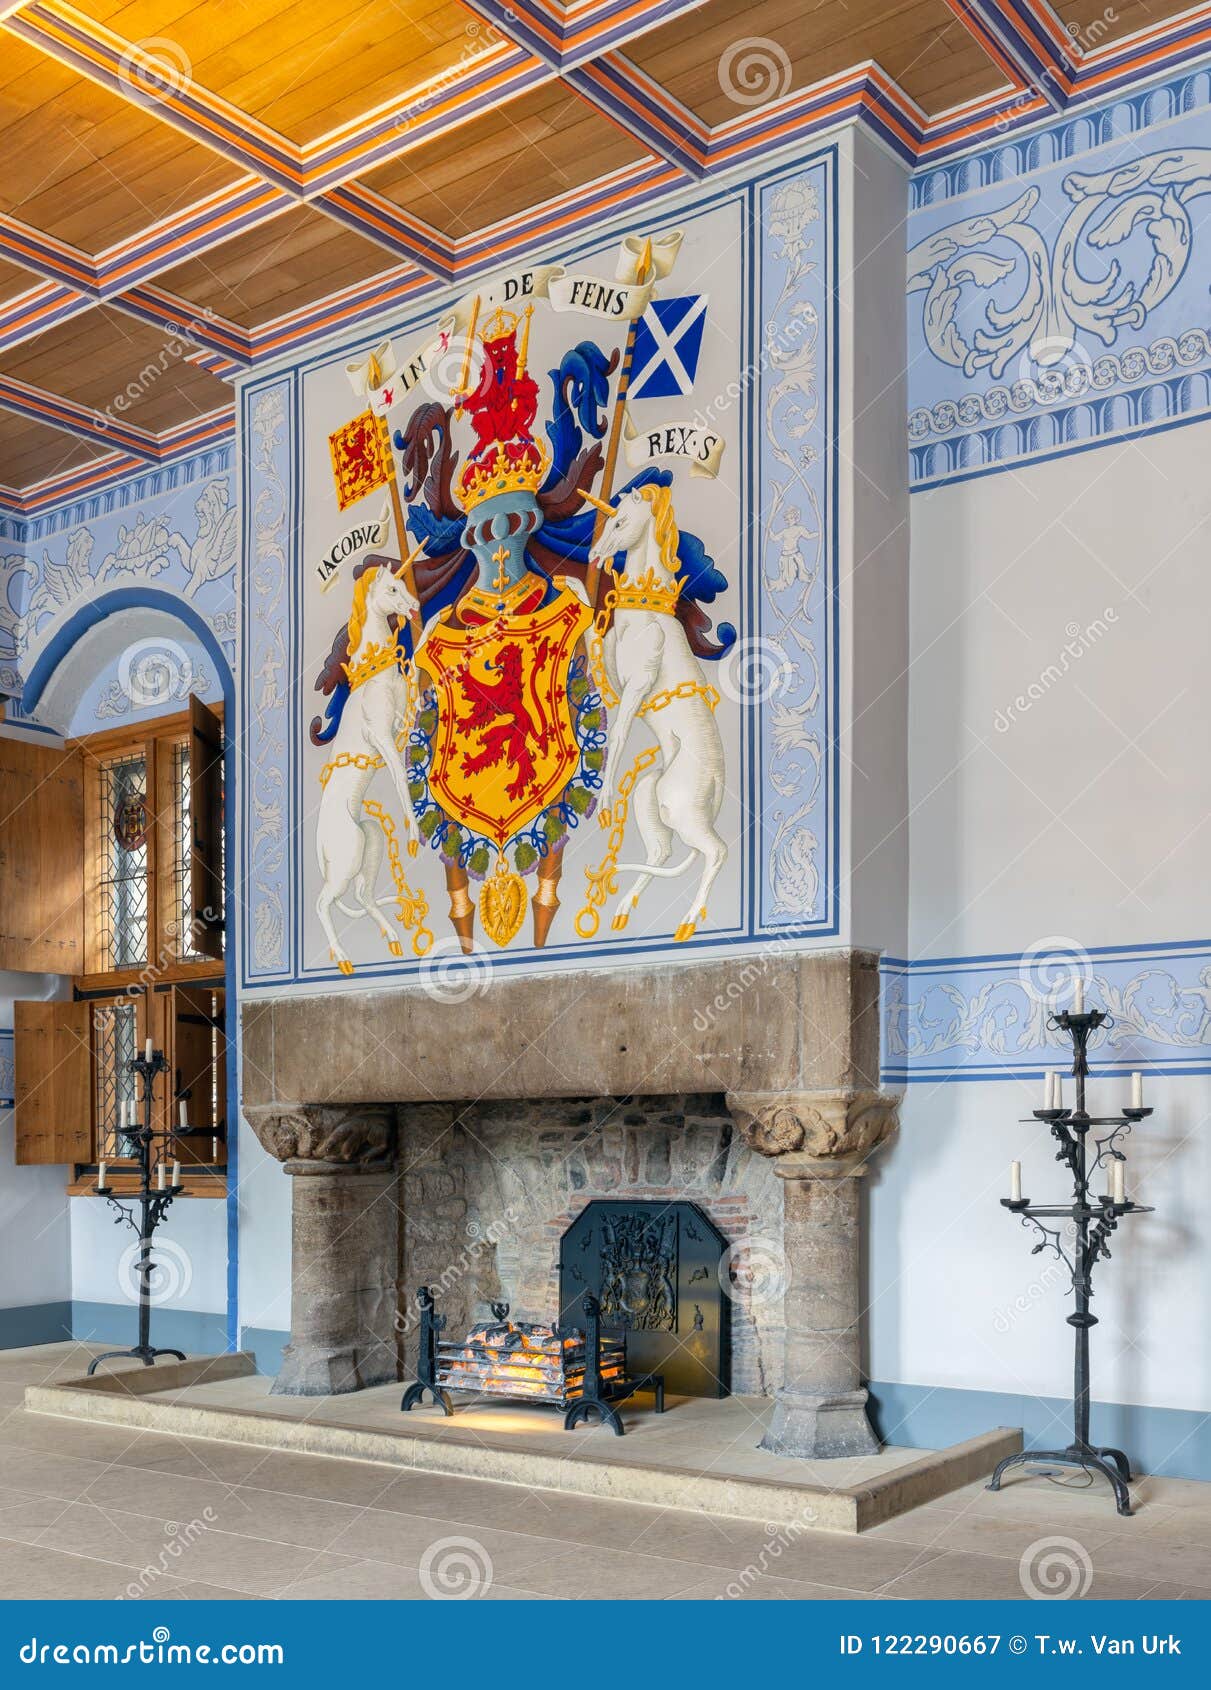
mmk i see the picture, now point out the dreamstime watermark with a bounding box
[1065,7,1119,57]
[993,1247,1072,1332]
[692,929,799,1034]
[994,7,1119,130]
[719,1232,790,1307]
[393,18,503,133]
[717,38,792,108]
[393,1207,523,1338]
[717,634,793,705]
[417,935,495,1003]
[689,307,813,436]
[118,637,195,708]
[1019,1534,1094,1599]
[120,1512,218,1599]
[418,1535,495,1599]
[101,311,218,421]
[715,1507,819,1597]
[1018,936,1092,1008]
[116,1236,194,1307]
[993,609,1118,733]
[118,37,193,98]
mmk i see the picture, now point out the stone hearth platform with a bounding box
[25,1355,1020,1535]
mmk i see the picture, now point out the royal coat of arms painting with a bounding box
[301,204,747,975]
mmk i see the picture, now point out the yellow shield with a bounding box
[417,580,592,849]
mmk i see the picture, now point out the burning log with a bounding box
[401,1289,666,1434]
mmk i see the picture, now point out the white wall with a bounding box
[870,1076,1209,1413]
[840,128,911,959]
[906,421,1211,957]
[875,420,1211,1413]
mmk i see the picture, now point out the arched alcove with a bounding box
[18,587,238,1357]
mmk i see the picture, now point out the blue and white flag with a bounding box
[628,295,708,399]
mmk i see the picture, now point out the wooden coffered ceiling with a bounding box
[2,0,1210,509]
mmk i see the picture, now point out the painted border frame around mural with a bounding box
[236,143,841,991]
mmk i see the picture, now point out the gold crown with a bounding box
[482,305,519,342]
[344,639,406,691]
[608,565,683,617]
[457,441,550,515]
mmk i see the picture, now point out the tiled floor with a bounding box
[1,1343,1208,1601]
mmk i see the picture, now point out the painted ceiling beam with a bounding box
[10,1,306,191]
[0,280,94,355]
[113,286,254,367]
[0,374,163,462]
[945,0,1072,107]
[564,54,706,174]
[1070,5,1211,101]
[315,187,458,281]
[464,0,709,69]
[296,44,551,193]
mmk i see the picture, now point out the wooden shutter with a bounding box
[0,740,84,972]
[188,696,224,959]
[13,999,92,1164]
[169,984,226,1169]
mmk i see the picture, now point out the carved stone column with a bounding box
[727,1089,899,1460]
[246,1104,402,1396]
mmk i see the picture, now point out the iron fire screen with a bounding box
[558,1200,729,1397]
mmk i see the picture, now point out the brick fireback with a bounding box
[397,1093,783,1395]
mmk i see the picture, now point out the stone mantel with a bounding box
[239,948,899,1448]
[241,949,881,1109]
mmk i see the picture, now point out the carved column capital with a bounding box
[725,1088,900,1171]
[245,1103,396,1172]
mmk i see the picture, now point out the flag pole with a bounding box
[377,416,425,649]
[533,245,652,950]
[585,237,652,612]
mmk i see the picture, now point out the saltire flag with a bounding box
[628,295,708,399]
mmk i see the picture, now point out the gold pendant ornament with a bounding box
[479,855,528,947]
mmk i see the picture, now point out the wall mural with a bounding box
[906,75,1211,486]
[883,943,1211,1084]
[240,152,837,988]
[0,449,237,704]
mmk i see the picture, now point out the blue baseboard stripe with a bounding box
[0,1302,73,1349]
[869,1379,1211,1484]
[70,1302,229,1356]
[239,1326,289,1377]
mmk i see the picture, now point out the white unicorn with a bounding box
[589,483,728,942]
[315,562,421,973]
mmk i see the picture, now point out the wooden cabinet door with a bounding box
[188,697,224,959]
[13,999,92,1164]
[0,740,84,972]
[169,983,226,1168]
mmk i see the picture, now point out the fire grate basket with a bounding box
[401,1287,665,1435]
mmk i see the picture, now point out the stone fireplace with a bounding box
[243,948,901,1460]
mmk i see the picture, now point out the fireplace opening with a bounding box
[558,1200,730,1398]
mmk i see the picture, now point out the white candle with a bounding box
[178,1098,189,1129]
[157,1162,166,1191]
[1131,1071,1143,1110]
[1010,1160,1022,1202]
[97,1160,107,1189]
[1072,975,1085,1014]
[1112,1158,1126,1206]
[144,1038,154,1062]
[170,1160,180,1188]
[1043,1069,1057,1109]
[1051,1071,1062,1110]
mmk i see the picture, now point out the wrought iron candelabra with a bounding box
[987,1003,1153,1515]
[87,1045,187,1376]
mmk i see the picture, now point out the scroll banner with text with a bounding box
[621,409,726,478]
[345,231,687,419]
